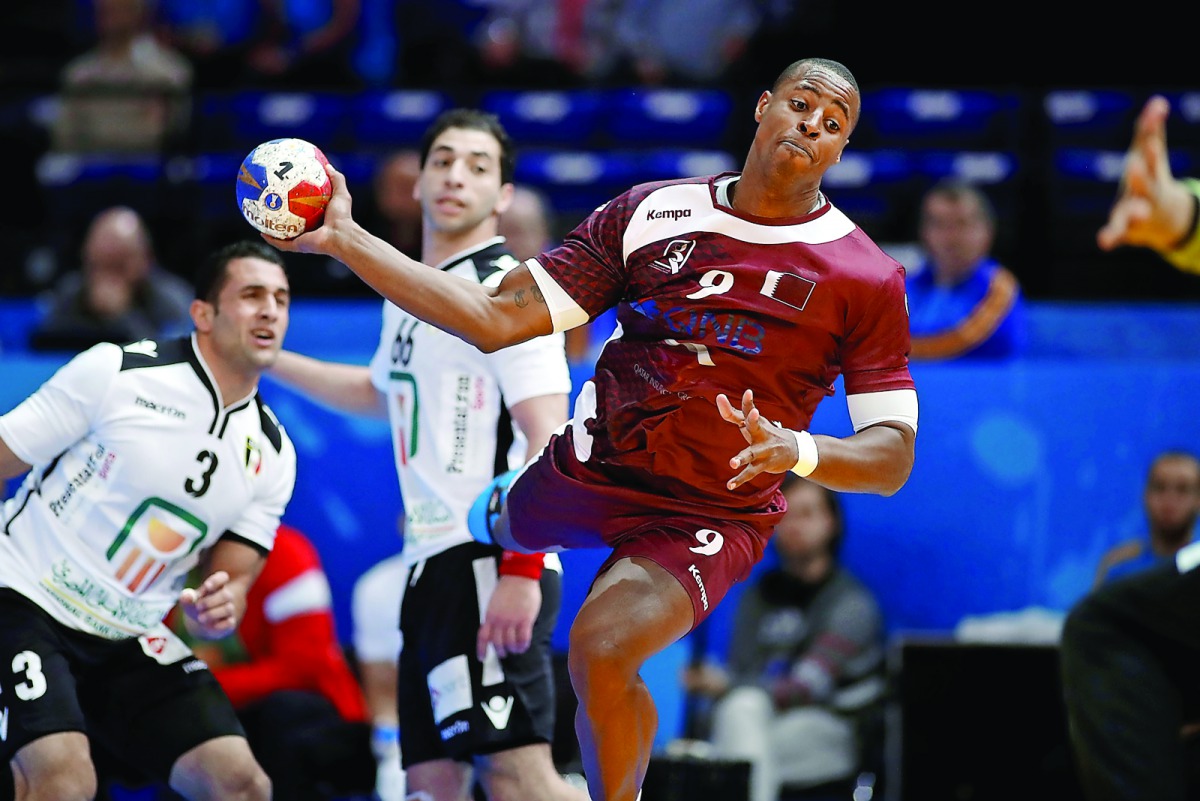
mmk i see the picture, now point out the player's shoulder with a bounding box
[450,239,524,287]
[253,395,292,456]
[115,336,194,372]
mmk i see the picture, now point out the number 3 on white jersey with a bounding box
[689,528,724,556]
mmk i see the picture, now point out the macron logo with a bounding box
[646,208,691,222]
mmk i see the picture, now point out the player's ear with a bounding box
[755,91,771,122]
[494,183,515,216]
[190,298,214,332]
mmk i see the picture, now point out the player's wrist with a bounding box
[788,429,819,477]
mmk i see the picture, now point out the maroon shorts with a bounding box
[506,428,783,630]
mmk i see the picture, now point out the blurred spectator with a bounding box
[52,0,193,154]
[606,0,762,86]
[172,523,377,801]
[498,183,554,262]
[473,0,615,87]
[1094,450,1200,588]
[30,205,193,352]
[369,149,423,260]
[905,179,1028,360]
[244,0,362,89]
[680,476,886,801]
[154,0,261,90]
[352,545,407,801]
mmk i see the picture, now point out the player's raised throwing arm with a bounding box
[267,164,555,352]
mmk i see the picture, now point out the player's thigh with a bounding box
[399,544,561,765]
[80,625,245,785]
[0,591,90,763]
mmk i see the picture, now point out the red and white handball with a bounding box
[236,138,332,240]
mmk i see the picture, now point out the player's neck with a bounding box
[727,176,825,218]
[195,337,260,407]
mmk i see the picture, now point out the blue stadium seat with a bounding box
[514,149,638,219]
[1163,89,1200,147]
[223,91,351,154]
[821,149,918,241]
[1041,89,1139,147]
[633,149,739,185]
[350,89,452,151]
[605,89,733,147]
[857,88,1022,150]
[481,89,607,146]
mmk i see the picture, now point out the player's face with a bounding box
[416,127,512,238]
[1144,457,1200,536]
[207,257,291,375]
[919,194,994,283]
[753,65,858,179]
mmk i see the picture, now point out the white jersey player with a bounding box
[268,109,588,801]
[0,241,296,801]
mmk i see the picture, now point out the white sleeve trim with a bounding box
[525,257,590,334]
[846,388,919,435]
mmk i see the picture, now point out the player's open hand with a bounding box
[180,570,238,639]
[1097,95,1195,253]
[264,163,354,256]
[477,575,541,660]
[716,389,801,490]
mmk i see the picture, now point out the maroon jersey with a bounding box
[533,172,914,512]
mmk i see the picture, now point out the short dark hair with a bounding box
[194,240,287,304]
[781,473,845,557]
[772,57,860,97]
[419,108,516,186]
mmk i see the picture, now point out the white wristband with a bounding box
[789,429,819,477]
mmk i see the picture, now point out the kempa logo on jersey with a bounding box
[646,208,691,221]
[688,564,709,611]
[136,396,186,420]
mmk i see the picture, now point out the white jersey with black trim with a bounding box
[368,238,571,566]
[0,335,296,640]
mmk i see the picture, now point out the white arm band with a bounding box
[847,388,919,435]
[790,429,819,477]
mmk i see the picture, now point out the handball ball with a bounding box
[236,138,332,240]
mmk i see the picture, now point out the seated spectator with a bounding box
[52,0,193,154]
[170,523,377,801]
[30,206,193,352]
[607,0,762,86]
[905,179,1027,360]
[154,0,261,90]
[351,544,408,801]
[244,0,362,89]
[1094,449,1200,587]
[680,476,887,801]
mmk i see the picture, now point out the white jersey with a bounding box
[0,336,296,640]
[368,239,571,565]
[352,551,406,664]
